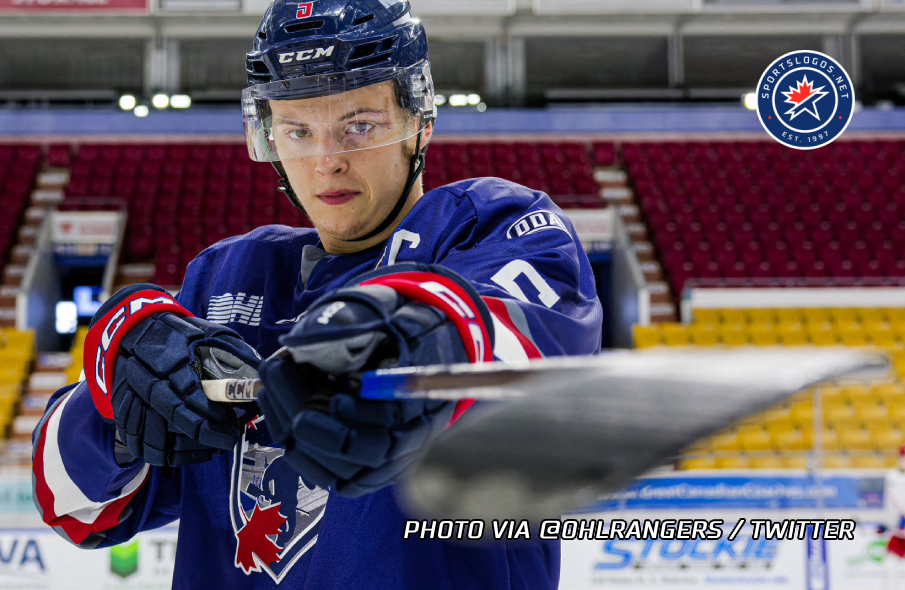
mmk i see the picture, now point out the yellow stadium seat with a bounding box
[692,308,719,324]
[839,428,875,450]
[717,323,749,346]
[840,384,872,402]
[820,385,843,403]
[714,455,749,469]
[824,403,856,423]
[760,407,793,425]
[890,404,905,428]
[749,454,782,469]
[831,308,858,324]
[802,308,830,324]
[778,323,808,345]
[747,309,776,324]
[891,321,905,340]
[680,456,716,470]
[738,429,773,451]
[873,427,904,451]
[821,429,842,450]
[660,324,690,346]
[886,309,905,322]
[0,367,26,385]
[829,420,862,439]
[689,324,719,346]
[823,453,851,469]
[873,383,905,404]
[711,431,739,452]
[633,325,662,348]
[0,329,35,353]
[774,308,803,324]
[806,322,838,346]
[883,455,899,468]
[850,454,886,469]
[774,429,812,451]
[837,323,869,347]
[855,403,889,423]
[790,400,815,425]
[867,324,897,347]
[720,309,746,324]
[749,323,779,346]
[780,454,809,469]
[857,308,884,323]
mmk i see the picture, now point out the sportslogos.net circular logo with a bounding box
[756,50,855,150]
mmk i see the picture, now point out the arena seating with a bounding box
[634,308,905,469]
[58,140,607,286]
[0,145,41,275]
[624,140,905,298]
[0,329,35,446]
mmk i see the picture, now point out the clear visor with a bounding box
[242,63,435,162]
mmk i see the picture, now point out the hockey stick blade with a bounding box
[394,347,889,522]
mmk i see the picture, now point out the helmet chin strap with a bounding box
[272,127,430,245]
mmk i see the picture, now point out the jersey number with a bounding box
[490,260,560,308]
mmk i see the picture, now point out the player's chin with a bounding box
[319,217,375,242]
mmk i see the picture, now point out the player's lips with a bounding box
[316,190,360,205]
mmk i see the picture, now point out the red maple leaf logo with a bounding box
[235,503,288,574]
[785,79,814,104]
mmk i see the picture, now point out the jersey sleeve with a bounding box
[437,192,603,362]
[30,271,211,549]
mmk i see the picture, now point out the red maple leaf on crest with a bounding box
[235,503,288,574]
[782,76,818,105]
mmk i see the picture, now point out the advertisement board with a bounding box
[0,0,147,13]
[0,528,177,590]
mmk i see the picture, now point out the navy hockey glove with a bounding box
[84,284,261,467]
[257,263,494,497]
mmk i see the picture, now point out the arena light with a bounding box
[467,93,481,106]
[152,93,170,109]
[170,94,192,109]
[743,92,757,111]
[55,301,77,335]
[118,94,137,111]
[134,105,150,118]
[448,94,468,107]
[435,94,447,106]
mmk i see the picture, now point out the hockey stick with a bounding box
[201,347,888,520]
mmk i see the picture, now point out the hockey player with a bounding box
[32,0,603,588]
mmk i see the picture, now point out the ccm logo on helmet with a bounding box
[278,46,335,64]
[506,211,569,240]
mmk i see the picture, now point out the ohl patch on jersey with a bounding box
[229,416,329,583]
[756,50,855,150]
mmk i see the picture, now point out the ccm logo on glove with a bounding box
[84,288,193,420]
[360,272,490,364]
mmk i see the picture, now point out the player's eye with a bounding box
[286,128,311,140]
[347,122,374,137]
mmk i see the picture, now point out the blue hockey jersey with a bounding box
[32,178,603,589]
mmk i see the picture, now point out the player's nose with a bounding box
[314,151,349,176]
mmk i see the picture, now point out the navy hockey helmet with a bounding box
[243,0,436,241]
[243,0,435,162]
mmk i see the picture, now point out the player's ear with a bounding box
[420,121,433,150]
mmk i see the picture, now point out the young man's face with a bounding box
[269,81,430,250]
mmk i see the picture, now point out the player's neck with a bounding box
[321,182,424,254]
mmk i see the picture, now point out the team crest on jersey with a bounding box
[756,50,854,150]
[506,211,569,240]
[229,416,329,583]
